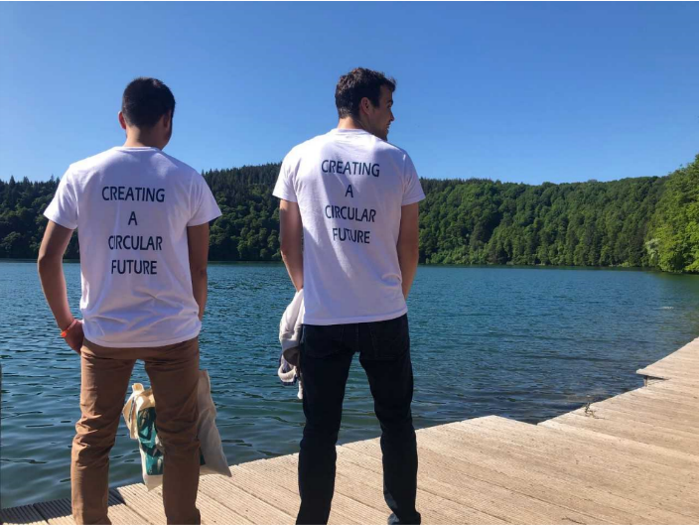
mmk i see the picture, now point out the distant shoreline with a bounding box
[3,258,694,275]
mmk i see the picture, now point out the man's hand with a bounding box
[63,320,84,354]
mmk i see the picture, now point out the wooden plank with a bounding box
[643,380,699,396]
[635,368,671,379]
[639,361,699,374]
[221,464,300,523]
[0,505,47,525]
[632,379,699,401]
[112,484,166,525]
[646,375,699,387]
[232,457,368,525]
[31,492,145,525]
[413,443,656,525]
[194,492,255,525]
[236,454,389,525]
[414,427,696,525]
[584,400,699,432]
[546,405,697,439]
[32,500,73,525]
[269,446,496,525]
[568,399,699,430]
[621,387,699,409]
[463,416,697,486]
[537,420,699,472]
[454,417,695,484]
[549,411,699,455]
[591,397,699,429]
[341,438,609,525]
[232,447,490,525]
[334,467,462,525]
[636,365,699,382]
[198,474,290,525]
[422,420,699,518]
[614,385,699,408]
[114,481,250,525]
[642,380,699,396]
[338,448,512,525]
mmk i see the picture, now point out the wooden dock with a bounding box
[3,338,698,525]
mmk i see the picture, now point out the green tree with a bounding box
[651,155,699,272]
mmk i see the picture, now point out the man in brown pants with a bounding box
[38,77,221,524]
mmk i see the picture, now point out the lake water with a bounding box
[2,261,699,508]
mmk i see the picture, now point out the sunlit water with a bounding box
[2,261,699,507]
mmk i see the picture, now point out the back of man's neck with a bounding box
[337,117,365,131]
[123,138,160,149]
[123,129,163,149]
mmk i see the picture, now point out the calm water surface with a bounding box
[2,261,699,507]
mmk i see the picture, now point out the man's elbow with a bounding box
[190,265,208,280]
[280,246,293,265]
[37,251,60,275]
[279,238,300,260]
[398,240,419,259]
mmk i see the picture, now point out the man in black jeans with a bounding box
[273,68,425,525]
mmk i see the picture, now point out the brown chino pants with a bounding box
[71,337,201,525]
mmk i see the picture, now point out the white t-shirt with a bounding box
[44,146,221,348]
[273,128,425,325]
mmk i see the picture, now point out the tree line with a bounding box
[1,154,697,273]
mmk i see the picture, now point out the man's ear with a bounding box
[118,111,128,130]
[163,111,173,130]
[360,97,372,116]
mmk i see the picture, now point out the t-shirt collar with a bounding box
[329,128,371,136]
[113,146,161,152]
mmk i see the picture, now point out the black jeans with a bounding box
[296,314,420,525]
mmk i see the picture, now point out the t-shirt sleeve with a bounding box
[43,169,78,229]
[272,153,298,203]
[402,153,425,206]
[188,174,222,227]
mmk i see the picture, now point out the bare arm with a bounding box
[279,199,304,291]
[187,222,210,321]
[397,203,420,299]
[38,221,83,352]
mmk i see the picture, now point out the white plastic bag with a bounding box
[122,369,231,490]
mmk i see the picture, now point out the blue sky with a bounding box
[1,2,698,184]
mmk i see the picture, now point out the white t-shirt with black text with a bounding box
[273,128,425,325]
[44,146,221,348]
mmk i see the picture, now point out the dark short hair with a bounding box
[335,68,396,119]
[121,77,176,128]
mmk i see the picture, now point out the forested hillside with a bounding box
[1,155,697,272]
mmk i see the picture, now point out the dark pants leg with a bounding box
[297,325,354,525]
[359,315,421,525]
